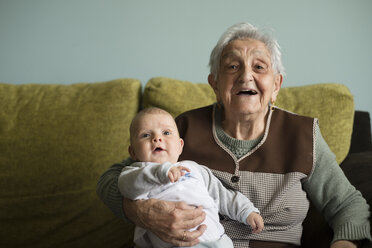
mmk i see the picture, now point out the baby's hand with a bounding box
[168,166,191,183]
[247,212,264,234]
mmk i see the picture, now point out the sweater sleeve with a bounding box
[118,162,173,200]
[303,125,371,243]
[96,158,133,221]
[197,163,259,225]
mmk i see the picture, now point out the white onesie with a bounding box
[118,160,259,248]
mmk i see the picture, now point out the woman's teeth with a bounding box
[238,90,257,95]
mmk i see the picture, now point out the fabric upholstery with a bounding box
[0,79,140,247]
[302,151,372,247]
[143,77,355,164]
[276,83,354,164]
[341,151,372,247]
[342,151,372,212]
[143,77,217,117]
[349,111,372,153]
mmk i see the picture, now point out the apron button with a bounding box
[231,175,239,183]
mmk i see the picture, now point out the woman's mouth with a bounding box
[237,90,258,95]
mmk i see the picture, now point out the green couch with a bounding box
[1,77,371,247]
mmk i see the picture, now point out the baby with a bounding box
[118,107,264,248]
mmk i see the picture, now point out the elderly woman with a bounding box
[97,23,371,247]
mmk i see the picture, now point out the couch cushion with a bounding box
[143,77,354,164]
[276,83,354,164]
[143,77,217,117]
[0,79,140,247]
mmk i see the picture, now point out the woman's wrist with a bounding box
[123,198,146,228]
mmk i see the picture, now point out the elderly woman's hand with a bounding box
[123,198,206,246]
[330,240,358,248]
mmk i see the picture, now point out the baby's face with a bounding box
[129,112,184,164]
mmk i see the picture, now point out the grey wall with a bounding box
[1,0,371,120]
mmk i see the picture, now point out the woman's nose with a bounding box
[239,66,253,82]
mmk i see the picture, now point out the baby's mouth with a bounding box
[153,147,165,152]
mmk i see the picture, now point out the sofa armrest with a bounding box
[301,151,372,247]
[341,151,372,247]
[349,111,372,153]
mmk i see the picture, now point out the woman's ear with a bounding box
[272,74,283,102]
[208,74,220,101]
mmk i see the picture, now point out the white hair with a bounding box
[209,22,285,80]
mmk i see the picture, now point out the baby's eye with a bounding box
[141,133,150,138]
[163,130,170,135]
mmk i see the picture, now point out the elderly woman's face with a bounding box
[209,38,282,118]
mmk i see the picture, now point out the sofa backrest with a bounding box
[0,79,140,247]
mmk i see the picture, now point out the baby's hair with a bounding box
[136,107,171,116]
[129,107,175,141]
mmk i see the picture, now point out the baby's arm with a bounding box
[118,162,173,200]
[246,212,264,233]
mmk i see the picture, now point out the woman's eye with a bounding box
[229,64,239,70]
[254,63,267,71]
